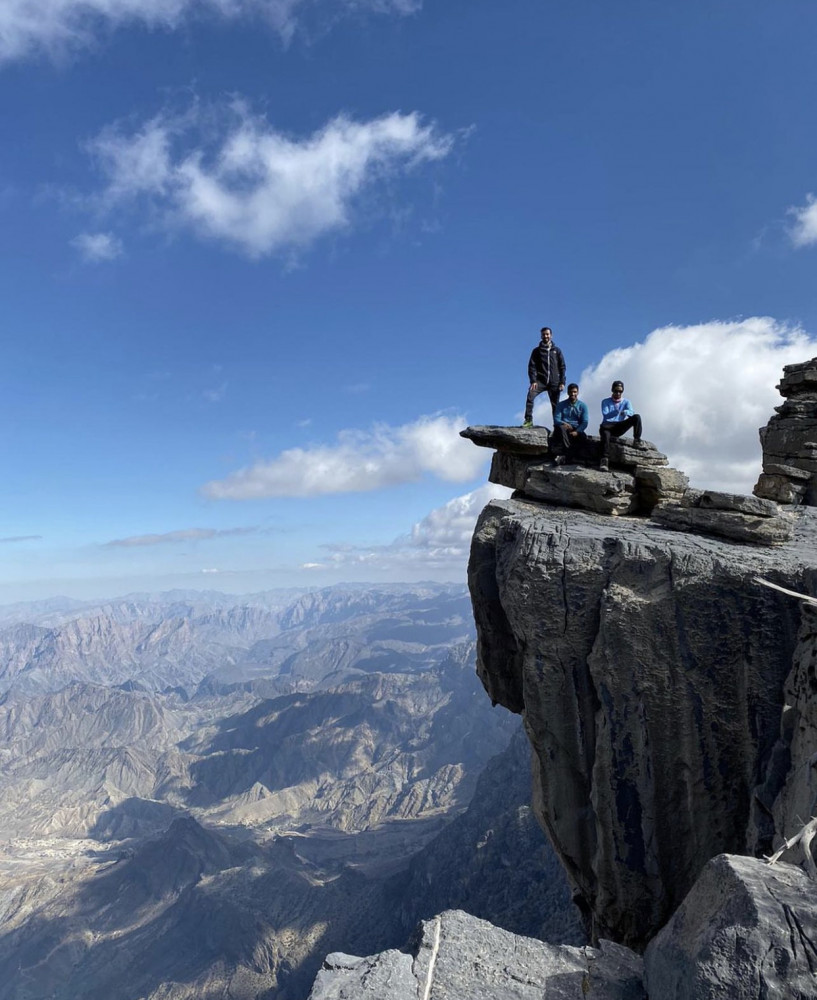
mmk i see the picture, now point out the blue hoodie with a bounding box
[554,398,589,432]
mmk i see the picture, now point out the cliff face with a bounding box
[468,496,817,949]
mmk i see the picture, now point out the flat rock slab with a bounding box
[685,490,780,517]
[651,501,794,545]
[608,439,668,468]
[461,425,552,455]
[526,466,638,516]
[644,854,817,1000]
[308,910,644,1000]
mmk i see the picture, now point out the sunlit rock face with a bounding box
[468,496,817,949]
[755,357,817,505]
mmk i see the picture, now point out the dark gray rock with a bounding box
[525,467,638,516]
[755,358,817,506]
[693,490,780,517]
[468,498,817,948]
[490,452,548,491]
[643,854,817,1000]
[633,467,689,512]
[608,439,668,468]
[651,501,794,546]
[461,425,552,455]
[308,910,644,1000]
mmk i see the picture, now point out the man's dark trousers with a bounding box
[552,424,586,461]
[525,385,560,423]
[599,415,642,457]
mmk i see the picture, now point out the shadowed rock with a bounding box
[643,855,817,1000]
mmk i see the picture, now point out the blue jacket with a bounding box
[554,398,589,432]
[601,396,634,423]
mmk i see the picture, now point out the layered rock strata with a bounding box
[755,357,817,505]
[468,496,817,948]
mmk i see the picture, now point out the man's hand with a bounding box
[569,429,577,437]
[530,382,538,391]
[558,383,565,391]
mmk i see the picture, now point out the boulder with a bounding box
[755,358,817,505]
[633,467,689,513]
[461,425,551,455]
[643,854,817,1000]
[525,466,638,516]
[651,502,793,545]
[308,910,644,1000]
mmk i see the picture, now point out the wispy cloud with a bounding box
[574,316,817,493]
[104,526,258,547]
[0,0,423,64]
[86,102,454,258]
[0,535,42,543]
[71,230,123,262]
[305,484,512,572]
[202,413,488,499]
[788,194,817,248]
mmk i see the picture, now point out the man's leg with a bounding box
[566,430,586,461]
[551,423,571,460]
[547,386,561,421]
[524,385,545,424]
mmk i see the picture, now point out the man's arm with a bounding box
[621,398,634,418]
[576,401,589,433]
[557,348,566,390]
[528,350,537,386]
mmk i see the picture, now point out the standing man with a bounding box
[523,326,566,427]
[598,379,644,471]
[552,383,589,465]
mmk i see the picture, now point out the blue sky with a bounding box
[2,0,817,601]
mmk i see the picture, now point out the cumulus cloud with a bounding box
[203,414,487,499]
[567,317,817,493]
[309,483,512,573]
[0,0,422,63]
[788,194,817,248]
[71,230,123,261]
[88,103,453,257]
[105,526,258,546]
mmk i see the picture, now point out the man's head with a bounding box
[540,327,553,343]
[567,383,579,401]
[611,380,624,396]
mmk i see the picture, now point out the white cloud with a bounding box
[105,526,257,546]
[88,103,453,257]
[202,414,488,499]
[70,230,123,261]
[789,194,817,248]
[0,0,422,63]
[318,484,513,572]
[570,317,817,493]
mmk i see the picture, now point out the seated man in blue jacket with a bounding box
[598,379,644,471]
[551,383,589,465]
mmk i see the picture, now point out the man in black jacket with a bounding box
[523,327,566,426]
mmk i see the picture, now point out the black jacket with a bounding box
[528,342,566,387]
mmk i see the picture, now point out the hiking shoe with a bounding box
[554,455,566,466]
[599,459,609,472]
[521,421,534,428]
[633,439,647,449]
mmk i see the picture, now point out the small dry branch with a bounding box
[754,576,817,606]
[765,817,817,880]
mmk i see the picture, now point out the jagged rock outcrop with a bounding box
[467,496,817,949]
[643,854,817,999]
[755,357,817,505]
[651,488,794,545]
[307,909,644,1000]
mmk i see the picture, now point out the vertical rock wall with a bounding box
[468,499,817,949]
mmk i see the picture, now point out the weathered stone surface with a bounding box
[525,466,638,516]
[643,855,817,1000]
[692,490,780,517]
[308,910,644,1000]
[633,467,688,513]
[468,498,817,948]
[489,452,547,491]
[608,439,668,468]
[755,358,817,505]
[651,501,794,545]
[461,425,551,455]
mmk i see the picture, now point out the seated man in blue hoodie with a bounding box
[551,383,589,465]
[598,379,644,471]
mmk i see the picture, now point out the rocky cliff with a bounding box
[464,360,817,951]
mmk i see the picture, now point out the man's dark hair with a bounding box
[612,380,624,391]
[567,383,579,393]
[540,326,552,335]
